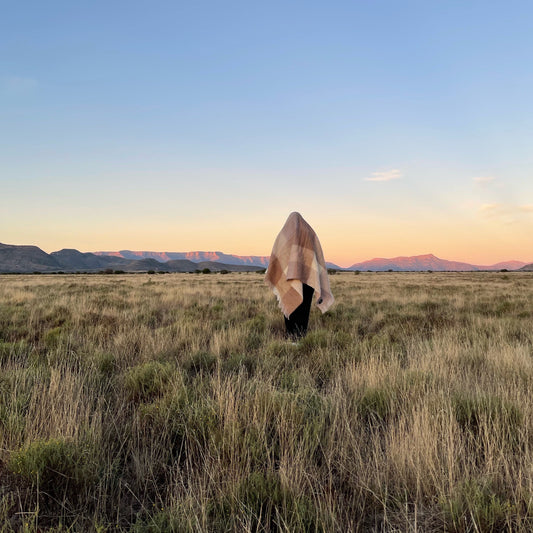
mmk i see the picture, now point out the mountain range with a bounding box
[348,254,530,272]
[95,250,531,272]
[94,250,270,267]
[0,244,264,273]
[93,250,342,269]
[0,244,532,273]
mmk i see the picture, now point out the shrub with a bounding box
[9,438,95,493]
[453,393,523,436]
[44,326,63,349]
[357,386,395,425]
[222,353,256,376]
[279,370,302,392]
[183,351,217,376]
[441,478,515,532]
[207,471,320,531]
[95,352,116,375]
[124,361,174,401]
[298,329,329,352]
[237,471,319,531]
[202,268,211,274]
[0,341,15,360]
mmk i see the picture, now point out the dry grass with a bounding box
[1,271,533,532]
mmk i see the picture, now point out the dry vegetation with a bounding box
[1,271,533,532]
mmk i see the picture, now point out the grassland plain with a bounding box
[0,271,533,532]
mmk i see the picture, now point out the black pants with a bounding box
[285,283,314,339]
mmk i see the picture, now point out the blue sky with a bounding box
[2,1,533,266]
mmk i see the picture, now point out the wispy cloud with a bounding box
[364,169,403,182]
[473,176,495,184]
[1,75,38,94]
[478,202,533,224]
[479,203,502,214]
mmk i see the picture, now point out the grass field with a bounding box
[1,271,533,532]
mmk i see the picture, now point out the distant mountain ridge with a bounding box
[0,244,265,273]
[94,250,270,267]
[95,250,342,270]
[98,251,529,272]
[0,244,530,273]
[0,243,62,272]
[349,254,528,271]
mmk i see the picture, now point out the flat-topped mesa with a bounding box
[94,250,270,267]
[185,251,222,262]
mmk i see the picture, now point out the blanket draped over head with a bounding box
[265,212,334,318]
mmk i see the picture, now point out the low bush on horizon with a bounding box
[0,271,533,531]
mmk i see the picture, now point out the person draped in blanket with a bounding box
[265,212,334,340]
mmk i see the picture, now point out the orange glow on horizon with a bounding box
[4,212,532,270]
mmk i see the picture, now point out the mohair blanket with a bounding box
[265,212,334,318]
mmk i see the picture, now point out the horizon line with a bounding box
[2,242,530,270]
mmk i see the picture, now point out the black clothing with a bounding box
[284,283,314,339]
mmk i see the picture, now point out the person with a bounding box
[265,212,334,339]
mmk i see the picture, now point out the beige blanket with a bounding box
[265,212,334,318]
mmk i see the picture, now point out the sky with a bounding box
[1,1,533,268]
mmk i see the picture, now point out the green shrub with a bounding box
[207,471,320,531]
[182,351,217,376]
[236,471,319,531]
[95,352,116,375]
[222,353,256,376]
[183,397,220,449]
[298,329,329,352]
[245,314,266,334]
[44,326,63,349]
[453,393,523,436]
[279,370,301,392]
[357,386,395,424]
[125,361,174,401]
[0,340,30,363]
[9,438,95,493]
[0,341,12,360]
[441,478,515,532]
